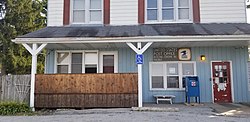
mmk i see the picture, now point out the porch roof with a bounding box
[12,23,250,46]
[18,23,250,38]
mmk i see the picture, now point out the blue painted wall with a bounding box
[45,46,250,103]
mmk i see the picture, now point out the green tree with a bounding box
[0,0,47,75]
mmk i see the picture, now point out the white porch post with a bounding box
[127,42,153,107]
[137,43,143,107]
[22,43,47,111]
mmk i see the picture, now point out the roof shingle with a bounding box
[18,23,250,38]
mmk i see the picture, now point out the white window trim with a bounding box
[99,51,118,73]
[149,61,197,91]
[54,50,99,74]
[145,0,193,24]
[70,0,104,25]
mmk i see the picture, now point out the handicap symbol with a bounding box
[136,54,143,64]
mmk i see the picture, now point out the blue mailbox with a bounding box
[185,76,200,103]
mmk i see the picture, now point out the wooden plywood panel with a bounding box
[35,73,138,108]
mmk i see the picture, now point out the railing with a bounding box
[35,73,138,109]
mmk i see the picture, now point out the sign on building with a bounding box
[136,54,144,64]
[153,48,191,61]
[153,48,178,61]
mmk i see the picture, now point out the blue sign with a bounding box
[136,54,144,64]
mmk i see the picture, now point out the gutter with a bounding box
[12,35,250,44]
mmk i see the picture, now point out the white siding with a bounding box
[47,0,64,26]
[110,0,138,25]
[200,0,247,23]
[247,9,250,23]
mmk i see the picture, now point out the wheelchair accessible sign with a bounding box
[136,54,144,64]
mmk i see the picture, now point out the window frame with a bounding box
[150,63,165,90]
[56,52,71,74]
[54,50,99,74]
[70,0,104,24]
[166,63,180,89]
[71,52,83,74]
[149,61,197,91]
[145,0,193,24]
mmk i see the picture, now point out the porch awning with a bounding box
[12,23,250,45]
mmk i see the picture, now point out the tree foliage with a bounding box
[0,0,47,74]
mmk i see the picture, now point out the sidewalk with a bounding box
[144,103,250,117]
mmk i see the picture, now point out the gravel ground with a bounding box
[0,104,249,122]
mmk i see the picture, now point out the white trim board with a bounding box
[99,51,118,73]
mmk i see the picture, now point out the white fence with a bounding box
[0,75,31,103]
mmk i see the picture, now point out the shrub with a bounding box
[0,102,32,115]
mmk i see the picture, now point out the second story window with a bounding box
[146,0,192,23]
[72,0,103,24]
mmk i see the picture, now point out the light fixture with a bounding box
[200,55,206,61]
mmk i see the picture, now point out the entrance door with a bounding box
[212,62,232,103]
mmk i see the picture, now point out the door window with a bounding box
[103,55,115,73]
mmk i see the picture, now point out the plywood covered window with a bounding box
[150,61,196,90]
[72,0,103,24]
[146,0,192,23]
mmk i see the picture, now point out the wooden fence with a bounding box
[0,75,31,103]
[35,73,138,109]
